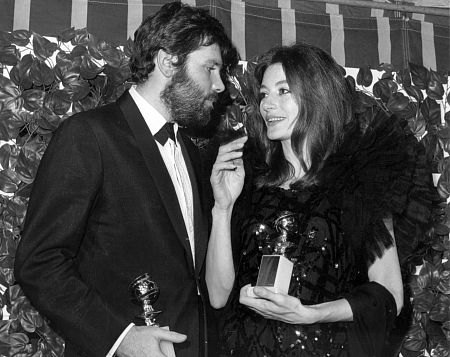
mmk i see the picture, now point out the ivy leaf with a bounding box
[16,138,46,183]
[437,156,450,174]
[437,168,450,199]
[0,75,22,111]
[356,65,373,87]
[429,294,450,322]
[70,44,88,58]
[73,96,97,113]
[45,89,71,115]
[0,109,25,140]
[57,27,77,43]
[430,69,448,85]
[0,169,20,193]
[421,97,441,127]
[124,37,134,57]
[55,58,81,86]
[426,79,444,101]
[412,287,435,312]
[409,62,429,90]
[0,31,13,47]
[381,71,393,80]
[436,270,450,294]
[433,222,450,236]
[0,144,12,170]
[103,63,131,86]
[387,92,409,113]
[100,47,125,68]
[34,107,62,133]
[396,68,412,87]
[402,322,427,351]
[11,30,31,47]
[19,306,43,333]
[9,54,34,90]
[404,85,424,103]
[65,79,90,101]
[345,75,356,91]
[395,102,418,120]
[55,50,73,70]
[22,89,45,111]
[30,60,54,87]
[71,28,89,46]
[417,260,441,290]
[372,78,393,102]
[406,112,426,138]
[80,55,102,80]
[0,45,20,66]
[32,32,58,61]
[87,34,103,60]
[377,63,395,73]
[9,332,29,355]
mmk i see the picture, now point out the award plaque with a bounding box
[248,211,297,296]
[129,273,176,357]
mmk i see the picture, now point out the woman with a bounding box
[207,43,430,357]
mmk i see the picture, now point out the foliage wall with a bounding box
[0,28,449,356]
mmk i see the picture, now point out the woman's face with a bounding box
[259,63,299,143]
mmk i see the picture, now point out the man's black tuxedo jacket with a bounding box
[14,91,211,357]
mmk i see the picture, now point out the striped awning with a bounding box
[1,0,449,72]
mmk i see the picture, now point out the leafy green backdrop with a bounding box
[0,28,449,356]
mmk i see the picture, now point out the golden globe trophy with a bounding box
[129,273,176,356]
[248,211,296,297]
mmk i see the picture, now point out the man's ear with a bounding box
[156,49,178,78]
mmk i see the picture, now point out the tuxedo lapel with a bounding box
[178,133,208,275]
[117,92,195,273]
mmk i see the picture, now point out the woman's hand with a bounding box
[210,136,247,211]
[239,284,320,325]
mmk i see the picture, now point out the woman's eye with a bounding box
[259,92,268,101]
[279,88,290,95]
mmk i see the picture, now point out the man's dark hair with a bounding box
[130,1,238,83]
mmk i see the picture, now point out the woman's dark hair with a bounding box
[251,43,353,188]
[130,2,238,83]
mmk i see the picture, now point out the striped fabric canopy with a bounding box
[1,0,449,72]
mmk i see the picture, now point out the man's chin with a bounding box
[177,114,211,130]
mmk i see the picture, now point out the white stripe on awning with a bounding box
[231,0,246,60]
[13,0,31,30]
[371,8,391,65]
[279,0,296,46]
[421,21,437,70]
[71,0,88,29]
[127,0,143,40]
[326,4,345,66]
[184,0,197,6]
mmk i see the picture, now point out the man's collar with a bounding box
[128,86,179,137]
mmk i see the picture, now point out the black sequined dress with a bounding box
[219,111,432,357]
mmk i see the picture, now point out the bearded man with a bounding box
[14,2,238,357]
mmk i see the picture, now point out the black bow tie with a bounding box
[154,122,176,145]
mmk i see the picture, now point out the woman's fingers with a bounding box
[218,136,247,154]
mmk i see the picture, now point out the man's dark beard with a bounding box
[161,65,218,130]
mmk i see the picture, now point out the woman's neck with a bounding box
[280,140,304,188]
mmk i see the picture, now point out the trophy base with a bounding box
[252,255,293,295]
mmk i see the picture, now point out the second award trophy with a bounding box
[248,211,297,296]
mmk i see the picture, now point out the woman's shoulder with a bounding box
[319,109,432,264]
